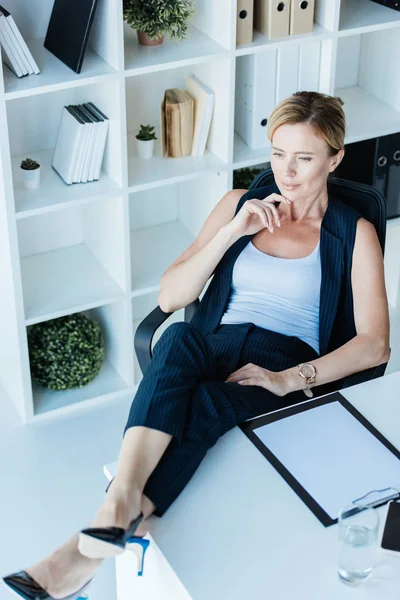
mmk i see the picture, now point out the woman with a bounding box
[3,91,390,600]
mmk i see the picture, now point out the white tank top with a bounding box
[220,239,321,354]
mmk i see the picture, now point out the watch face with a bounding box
[301,364,315,378]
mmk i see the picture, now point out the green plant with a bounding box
[28,313,105,391]
[233,166,265,190]
[20,157,40,170]
[136,124,157,141]
[123,0,195,41]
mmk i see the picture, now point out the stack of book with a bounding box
[52,103,109,185]
[0,5,40,77]
[160,74,215,159]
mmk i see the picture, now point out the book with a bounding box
[44,0,99,74]
[0,14,26,77]
[0,5,40,74]
[0,9,32,74]
[83,102,109,181]
[52,103,109,184]
[161,88,194,158]
[52,106,86,185]
[184,73,214,157]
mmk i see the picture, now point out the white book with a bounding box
[0,15,25,77]
[184,73,214,157]
[83,103,103,182]
[0,10,32,74]
[0,6,40,75]
[52,106,86,185]
[75,105,96,183]
[86,102,109,181]
[67,105,90,183]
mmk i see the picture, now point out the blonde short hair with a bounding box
[267,91,346,157]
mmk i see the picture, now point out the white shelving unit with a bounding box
[0,0,399,424]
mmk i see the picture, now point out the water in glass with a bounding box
[338,523,377,583]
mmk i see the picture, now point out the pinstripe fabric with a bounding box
[125,321,318,516]
[124,187,361,515]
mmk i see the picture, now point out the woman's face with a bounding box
[270,122,343,201]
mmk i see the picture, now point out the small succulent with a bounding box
[21,157,40,170]
[136,124,157,141]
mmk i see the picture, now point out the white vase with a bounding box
[136,138,155,159]
[21,166,41,189]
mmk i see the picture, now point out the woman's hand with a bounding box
[226,193,292,238]
[225,363,293,397]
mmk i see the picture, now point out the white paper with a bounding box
[254,401,400,519]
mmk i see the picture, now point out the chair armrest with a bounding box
[134,299,200,375]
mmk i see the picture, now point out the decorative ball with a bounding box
[28,313,105,391]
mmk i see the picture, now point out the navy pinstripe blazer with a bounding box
[191,183,365,389]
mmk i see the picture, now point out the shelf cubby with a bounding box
[1,0,121,99]
[17,196,128,324]
[6,79,124,215]
[129,172,228,295]
[30,300,135,418]
[125,58,233,190]
[339,0,400,35]
[335,29,400,143]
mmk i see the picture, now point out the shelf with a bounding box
[12,150,121,218]
[4,39,117,100]
[337,86,400,144]
[127,131,225,191]
[235,23,330,55]
[21,244,125,325]
[339,0,400,36]
[233,133,271,169]
[131,221,195,294]
[32,358,133,418]
[124,24,228,75]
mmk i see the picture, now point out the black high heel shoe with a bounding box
[2,571,92,600]
[78,512,144,559]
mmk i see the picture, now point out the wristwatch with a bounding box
[297,363,316,398]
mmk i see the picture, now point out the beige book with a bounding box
[160,88,194,158]
[184,73,215,157]
[254,0,290,39]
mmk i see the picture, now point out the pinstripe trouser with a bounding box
[124,321,318,516]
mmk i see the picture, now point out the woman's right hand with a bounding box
[226,193,292,238]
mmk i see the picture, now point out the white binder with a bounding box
[276,44,300,103]
[298,40,320,92]
[235,51,277,150]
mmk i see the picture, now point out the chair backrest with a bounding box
[248,168,387,255]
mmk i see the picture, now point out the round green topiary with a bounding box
[28,313,105,391]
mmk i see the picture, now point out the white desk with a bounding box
[111,372,400,600]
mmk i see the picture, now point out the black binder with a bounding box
[44,0,99,74]
[335,134,400,219]
[387,133,400,219]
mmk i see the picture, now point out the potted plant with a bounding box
[20,157,41,189]
[123,0,195,46]
[136,124,157,159]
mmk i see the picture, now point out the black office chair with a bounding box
[134,168,388,388]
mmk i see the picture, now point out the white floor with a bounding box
[1,313,400,600]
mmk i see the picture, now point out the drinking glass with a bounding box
[337,504,379,584]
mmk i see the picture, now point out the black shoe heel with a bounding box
[78,512,144,559]
[2,571,92,600]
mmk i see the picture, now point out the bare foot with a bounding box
[25,534,102,599]
[90,481,148,537]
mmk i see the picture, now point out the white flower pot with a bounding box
[136,138,154,160]
[21,166,41,189]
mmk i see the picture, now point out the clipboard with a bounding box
[240,392,400,527]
